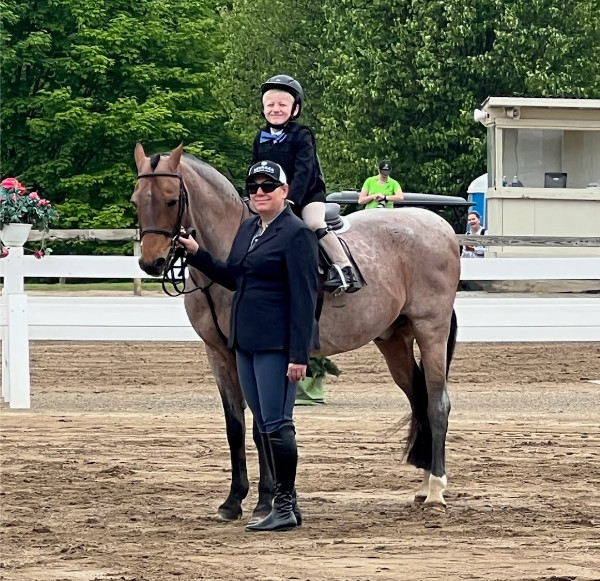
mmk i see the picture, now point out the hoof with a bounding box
[422,501,446,513]
[250,502,272,523]
[248,510,270,525]
[215,510,242,522]
[216,504,243,521]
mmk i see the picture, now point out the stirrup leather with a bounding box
[329,264,349,291]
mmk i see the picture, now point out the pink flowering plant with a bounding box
[0,177,59,257]
[0,177,58,230]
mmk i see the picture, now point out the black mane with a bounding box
[181,153,241,202]
[147,151,239,201]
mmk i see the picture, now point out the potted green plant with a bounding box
[295,356,341,406]
[0,177,59,256]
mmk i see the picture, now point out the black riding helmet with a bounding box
[260,74,304,123]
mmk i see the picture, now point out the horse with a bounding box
[132,143,460,520]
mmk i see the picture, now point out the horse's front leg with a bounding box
[250,419,275,522]
[205,344,249,521]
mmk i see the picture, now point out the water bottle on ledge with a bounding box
[509,175,523,187]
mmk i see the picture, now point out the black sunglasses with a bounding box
[246,181,283,195]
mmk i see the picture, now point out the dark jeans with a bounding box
[235,349,297,433]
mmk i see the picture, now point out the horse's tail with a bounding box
[446,308,458,377]
[405,308,457,468]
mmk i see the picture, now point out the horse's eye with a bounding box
[167,200,177,207]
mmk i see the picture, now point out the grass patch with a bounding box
[21,282,164,292]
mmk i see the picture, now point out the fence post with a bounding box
[1,246,31,409]
[133,235,142,296]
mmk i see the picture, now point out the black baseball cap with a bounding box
[379,160,392,172]
[246,160,288,184]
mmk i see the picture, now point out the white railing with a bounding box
[1,252,599,409]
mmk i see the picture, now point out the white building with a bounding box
[474,97,600,256]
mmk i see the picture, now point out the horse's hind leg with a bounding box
[413,318,453,511]
[374,317,417,402]
[374,319,432,503]
[204,344,249,521]
[250,420,275,522]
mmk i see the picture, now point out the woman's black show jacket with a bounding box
[186,206,320,365]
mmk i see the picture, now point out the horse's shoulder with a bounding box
[240,216,259,229]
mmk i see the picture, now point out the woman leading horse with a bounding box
[132,143,460,522]
[178,161,319,532]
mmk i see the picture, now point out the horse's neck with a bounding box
[184,166,247,260]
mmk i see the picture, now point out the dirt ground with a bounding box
[1,341,600,581]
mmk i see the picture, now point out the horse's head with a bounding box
[132,143,187,276]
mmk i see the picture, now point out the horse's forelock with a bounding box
[150,153,163,171]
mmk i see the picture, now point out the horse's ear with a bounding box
[134,143,147,173]
[168,143,184,171]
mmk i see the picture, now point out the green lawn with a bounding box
[20,282,164,292]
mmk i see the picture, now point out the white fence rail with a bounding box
[2,253,600,409]
[9,254,600,280]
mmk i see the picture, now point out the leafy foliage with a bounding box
[308,357,341,380]
[219,0,600,194]
[317,0,600,194]
[1,0,245,232]
[2,0,599,238]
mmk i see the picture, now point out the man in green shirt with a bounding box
[358,160,404,208]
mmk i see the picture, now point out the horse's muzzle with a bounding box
[138,256,166,277]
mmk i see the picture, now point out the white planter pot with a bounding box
[1,223,33,247]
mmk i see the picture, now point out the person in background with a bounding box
[253,74,360,293]
[461,210,487,258]
[358,160,404,209]
[178,161,319,532]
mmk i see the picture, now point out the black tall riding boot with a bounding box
[260,432,302,526]
[247,426,299,532]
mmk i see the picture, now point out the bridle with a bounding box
[136,172,195,296]
[135,170,246,346]
[137,172,189,240]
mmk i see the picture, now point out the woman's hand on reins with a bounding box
[287,363,307,383]
[178,235,199,255]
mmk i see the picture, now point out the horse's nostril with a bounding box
[155,257,166,269]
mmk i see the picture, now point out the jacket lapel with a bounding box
[233,216,260,259]
[246,206,291,254]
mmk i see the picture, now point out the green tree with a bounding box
[1,0,244,230]
[218,0,326,174]
[318,0,600,194]
[219,0,599,195]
